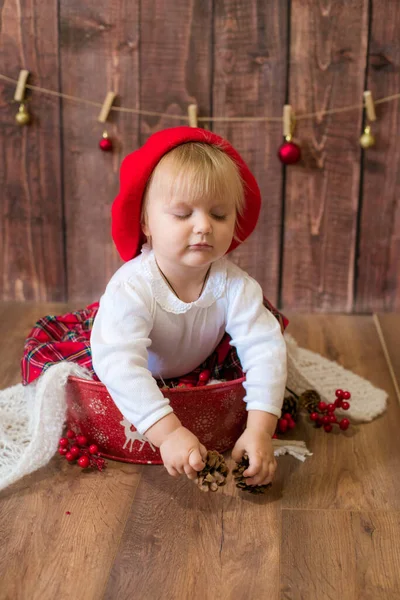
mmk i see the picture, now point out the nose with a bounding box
[193,212,212,235]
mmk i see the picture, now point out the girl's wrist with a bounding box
[144,413,183,447]
[246,410,278,437]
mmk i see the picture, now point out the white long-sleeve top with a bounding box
[90,244,287,434]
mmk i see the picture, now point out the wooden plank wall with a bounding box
[0,0,399,312]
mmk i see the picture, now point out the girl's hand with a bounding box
[231,427,277,486]
[159,426,207,481]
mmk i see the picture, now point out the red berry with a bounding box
[324,424,333,433]
[59,437,69,447]
[89,444,99,454]
[77,455,90,468]
[339,418,350,430]
[335,389,344,399]
[177,382,186,388]
[342,391,351,400]
[69,445,80,458]
[328,414,337,423]
[76,435,87,446]
[278,419,288,433]
[318,401,327,412]
[287,419,296,430]
[198,369,211,383]
[322,415,330,425]
[66,430,76,439]
[327,403,336,412]
[272,433,278,439]
[341,401,350,410]
[58,447,68,455]
[283,413,293,421]
[65,452,75,462]
[315,418,323,428]
[334,399,342,408]
[310,412,319,422]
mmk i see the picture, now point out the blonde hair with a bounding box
[141,142,246,243]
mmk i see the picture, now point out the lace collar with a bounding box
[139,244,227,314]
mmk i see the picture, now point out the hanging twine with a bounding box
[1,72,400,123]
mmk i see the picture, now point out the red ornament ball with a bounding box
[328,414,337,423]
[310,412,319,422]
[341,401,350,410]
[59,437,69,447]
[287,419,296,430]
[65,452,75,462]
[327,403,336,412]
[99,137,113,152]
[342,391,351,400]
[335,389,344,399]
[318,401,327,412]
[89,444,99,455]
[278,141,301,165]
[339,418,350,431]
[77,455,90,469]
[66,430,76,439]
[76,435,88,446]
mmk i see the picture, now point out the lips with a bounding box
[190,244,212,248]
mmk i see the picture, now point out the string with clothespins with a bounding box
[3,70,388,157]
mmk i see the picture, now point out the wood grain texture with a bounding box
[375,313,400,400]
[0,0,65,301]
[212,0,288,304]
[139,0,212,141]
[0,302,143,599]
[59,1,140,303]
[1,306,400,597]
[281,511,400,599]
[281,314,400,510]
[282,1,369,312]
[104,460,282,600]
[355,1,400,312]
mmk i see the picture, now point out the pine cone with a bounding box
[196,450,229,492]
[232,453,272,495]
[299,389,321,413]
[282,394,299,420]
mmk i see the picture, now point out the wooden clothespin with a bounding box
[360,91,376,149]
[188,104,198,128]
[98,91,116,152]
[283,104,295,141]
[14,69,31,126]
[363,90,376,122]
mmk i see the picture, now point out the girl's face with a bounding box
[142,174,237,270]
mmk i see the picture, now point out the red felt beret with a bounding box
[112,126,261,261]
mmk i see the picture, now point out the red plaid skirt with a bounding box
[21,299,288,386]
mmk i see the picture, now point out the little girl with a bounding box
[91,126,287,487]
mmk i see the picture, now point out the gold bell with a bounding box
[15,103,31,126]
[360,125,375,149]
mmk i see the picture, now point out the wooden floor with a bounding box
[0,304,400,600]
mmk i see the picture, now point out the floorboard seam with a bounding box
[97,469,144,600]
[373,313,400,405]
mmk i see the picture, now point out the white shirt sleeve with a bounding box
[225,274,287,418]
[90,281,173,435]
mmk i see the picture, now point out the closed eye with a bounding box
[173,214,227,221]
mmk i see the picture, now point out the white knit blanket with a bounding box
[0,335,388,492]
